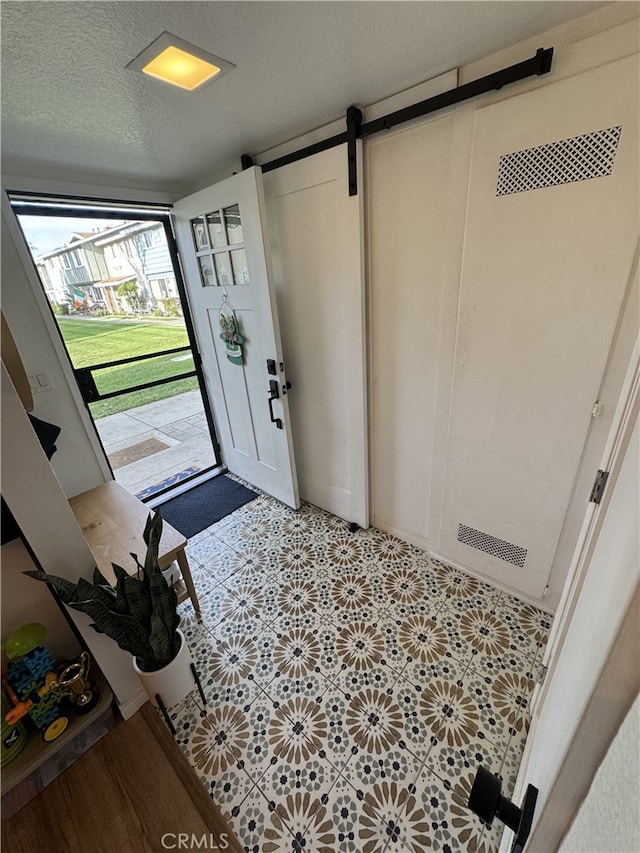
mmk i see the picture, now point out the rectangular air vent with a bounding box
[496,126,622,196]
[458,524,527,567]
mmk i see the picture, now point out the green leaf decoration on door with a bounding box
[219,312,245,365]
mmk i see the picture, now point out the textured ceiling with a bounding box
[1,1,607,196]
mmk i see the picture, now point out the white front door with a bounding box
[173,168,299,508]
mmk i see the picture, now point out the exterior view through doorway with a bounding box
[14,201,221,501]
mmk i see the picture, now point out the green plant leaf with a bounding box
[75,576,116,608]
[143,512,163,576]
[129,551,145,579]
[112,567,132,615]
[93,565,114,589]
[148,573,179,667]
[121,574,153,627]
[23,570,81,604]
[68,598,153,662]
[111,563,128,582]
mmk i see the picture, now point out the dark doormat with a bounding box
[158,475,259,539]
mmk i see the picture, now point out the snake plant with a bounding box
[25,511,180,672]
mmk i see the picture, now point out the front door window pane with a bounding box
[191,217,209,251]
[224,204,243,244]
[198,255,216,287]
[206,211,226,249]
[230,248,249,285]
[214,252,233,287]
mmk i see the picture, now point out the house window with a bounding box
[62,249,83,267]
[38,264,52,288]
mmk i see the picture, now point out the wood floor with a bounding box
[2,703,242,853]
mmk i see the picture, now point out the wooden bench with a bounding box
[69,481,200,616]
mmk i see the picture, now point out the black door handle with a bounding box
[268,380,282,429]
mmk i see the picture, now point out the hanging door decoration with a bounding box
[218,292,245,365]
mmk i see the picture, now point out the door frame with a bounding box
[7,195,223,498]
[504,334,639,851]
[533,327,640,717]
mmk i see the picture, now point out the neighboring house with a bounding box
[34,223,179,314]
[36,232,109,310]
[95,222,179,311]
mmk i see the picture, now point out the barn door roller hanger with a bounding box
[242,47,554,197]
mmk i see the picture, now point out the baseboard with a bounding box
[117,686,148,720]
[371,516,431,552]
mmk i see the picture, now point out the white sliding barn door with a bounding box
[263,145,368,528]
[173,168,299,509]
[439,55,639,597]
[367,114,458,547]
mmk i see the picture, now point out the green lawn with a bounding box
[57,318,199,418]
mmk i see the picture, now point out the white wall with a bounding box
[560,696,640,853]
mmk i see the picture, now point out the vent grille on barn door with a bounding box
[496,125,622,196]
[458,524,527,567]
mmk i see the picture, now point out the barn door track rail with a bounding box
[242,47,554,196]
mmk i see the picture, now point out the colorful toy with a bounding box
[1,688,29,767]
[55,651,98,714]
[2,623,97,743]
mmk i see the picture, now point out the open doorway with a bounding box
[13,200,222,501]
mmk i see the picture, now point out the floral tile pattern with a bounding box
[164,490,553,852]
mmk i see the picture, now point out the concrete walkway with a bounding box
[96,390,216,498]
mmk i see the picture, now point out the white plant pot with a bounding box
[132,629,195,709]
[161,561,182,587]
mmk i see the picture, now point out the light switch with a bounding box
[27,369,54,394]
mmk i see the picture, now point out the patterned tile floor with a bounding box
[167,494,552,853]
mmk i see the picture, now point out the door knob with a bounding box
[468,766,538,853]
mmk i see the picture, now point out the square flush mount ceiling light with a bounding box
[127,32,235,92]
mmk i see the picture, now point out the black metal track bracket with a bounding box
[346,105,363,197]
